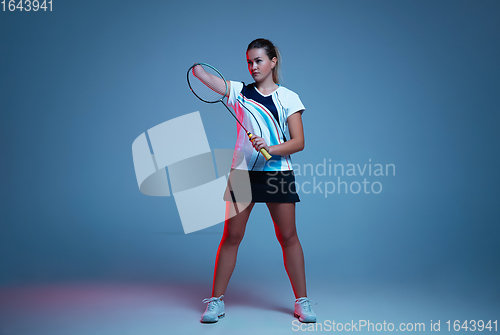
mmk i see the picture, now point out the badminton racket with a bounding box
[187,63,272,161]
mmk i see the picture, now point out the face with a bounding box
[246,48,276,83]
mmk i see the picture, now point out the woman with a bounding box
[197,38,316,324]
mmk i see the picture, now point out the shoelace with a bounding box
[202,295,223,311]
[295,297,317,312]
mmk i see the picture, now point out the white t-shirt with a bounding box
[226,81,305,171]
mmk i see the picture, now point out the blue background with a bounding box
[1,0,499,333]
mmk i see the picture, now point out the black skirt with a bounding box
[223,169,300,203]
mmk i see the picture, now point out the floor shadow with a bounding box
[158,281,292,315]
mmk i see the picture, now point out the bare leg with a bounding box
[266,202,307,299]
[211,201,255,297]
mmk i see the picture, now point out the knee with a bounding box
[279,232,299,248]
[223,232,244,246]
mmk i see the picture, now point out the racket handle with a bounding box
[260,148,272,161]
[247,132,272,161]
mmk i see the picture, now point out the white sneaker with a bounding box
[294,297,317,323]
[200,295,225,323]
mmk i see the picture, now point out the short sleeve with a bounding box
[227,81,244,107]
[286,92,305,119]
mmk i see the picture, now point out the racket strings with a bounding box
[186,62,272,165]
[188,64,227,103]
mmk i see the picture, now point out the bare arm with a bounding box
[252,111,305,156]
[192,64,231,97]
[268,111,305,156]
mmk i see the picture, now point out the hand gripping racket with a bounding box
[187,63,272,161]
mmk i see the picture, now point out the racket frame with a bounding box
[187,62,272,161]
[187,63,228,104]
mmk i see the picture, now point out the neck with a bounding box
[255,77,278,92]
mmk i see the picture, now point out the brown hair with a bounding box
[247,38,281,84]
